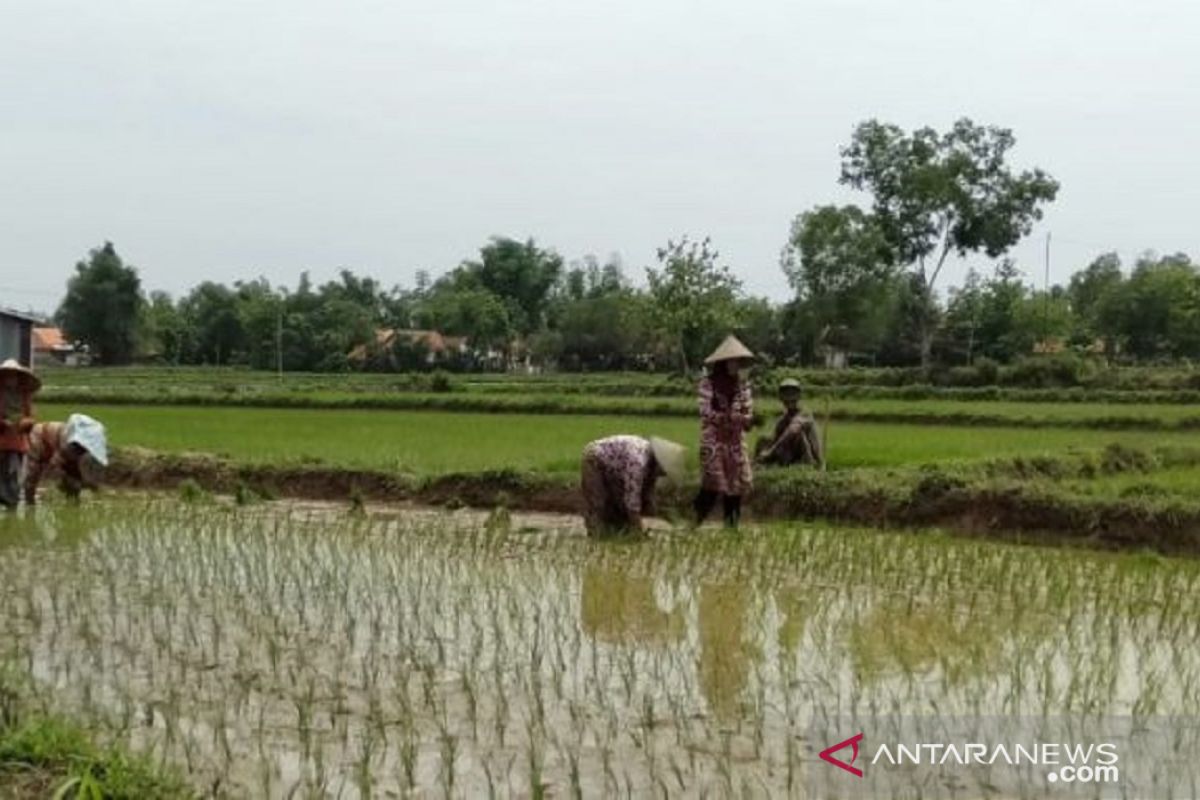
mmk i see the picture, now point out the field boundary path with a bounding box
[103,446,1200,556]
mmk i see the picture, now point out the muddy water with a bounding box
[2,499,1200,798]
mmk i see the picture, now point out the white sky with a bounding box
[3,0,1198,313]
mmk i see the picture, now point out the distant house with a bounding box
[816,324,853,369]
[818,346,849,370]
[0,308,38,367]
[1032,337,1067,355]
[32,326,84,366]
[348,328,469,366]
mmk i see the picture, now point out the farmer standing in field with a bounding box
[579,435,685,537]
[754,378,824,469]
[24,414,109,505]
[693,335,755,528]
[0,359,39,510]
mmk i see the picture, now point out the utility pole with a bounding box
[276,305,283,381]
[1043,231,1052,344]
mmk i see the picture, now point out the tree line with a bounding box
[49,118,1197,373]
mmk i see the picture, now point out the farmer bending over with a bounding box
[755,379,824,469]
[25,414,109,504]
[0,359,39,510]
[580,435,685,537]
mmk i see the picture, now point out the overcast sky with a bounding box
[3,0,1198,313]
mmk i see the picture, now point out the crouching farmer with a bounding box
[0,359,39,510]
[755,379,824,469]
[580,435,685,537]
[25,414,109,504]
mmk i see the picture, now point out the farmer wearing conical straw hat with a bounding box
[580,434,685,537]
[24,414,109,505]
[0,359,40,510]
[694,335,755,528]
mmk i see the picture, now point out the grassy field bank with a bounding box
[33,363,1200,548]
[39,383,1200,431]
[35,402,1200,549]
[39,403,1200,475]
[0,680,188,799]
[37,362,1200,393]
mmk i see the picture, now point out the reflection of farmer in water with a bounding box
[754,379,824,468]
[24,414,109,504]
[580,435,685,537]
[0,359,39,510]
[698,581,756,719]
[579,566,684,646]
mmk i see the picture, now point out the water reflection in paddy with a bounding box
[1,499,1199,797]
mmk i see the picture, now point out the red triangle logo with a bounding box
[819,732,864,777]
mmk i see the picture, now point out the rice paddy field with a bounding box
[3,500,1200,798]
[9,368,1200,797]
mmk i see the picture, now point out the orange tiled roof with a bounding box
[33,327,67,350]
[348,328,458,361]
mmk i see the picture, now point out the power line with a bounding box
[0,285,60,298]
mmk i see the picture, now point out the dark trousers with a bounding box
[0,451,22,510]
[693,489,741,528]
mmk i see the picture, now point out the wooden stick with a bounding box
[821,395,831,473]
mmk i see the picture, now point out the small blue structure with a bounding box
[0,308,39,367]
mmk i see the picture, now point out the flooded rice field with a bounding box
[2,499,1200,797]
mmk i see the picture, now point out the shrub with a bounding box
[1003,354,1093,388]
[234,481,260,506]
[178,479,206,503]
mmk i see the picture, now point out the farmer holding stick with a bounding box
[580,435,685,537]
[0,359,39,510]
[693,335,755,528]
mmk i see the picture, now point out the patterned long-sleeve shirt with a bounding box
[24,422,86,502]
[698,376,753,494]
[582,435,656,517]
[0,386,33,453]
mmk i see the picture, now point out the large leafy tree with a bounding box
[733,297,783,365]
[876,273,933,366]
[458,237,563,336]
[137,290,185,364]
[840,118,1059,366]
[1112,253,1200,360]
[417,285,512,355]
[558,255,627,303]
[233,279,284,370]
[973,259,1029,362]
[179,281,244,365]
[1016,286,1074,353]
[646,236,743,374]
[781,204,896,359]
[557,291,655,371]
[940,268,985,365]
[1067,252,1124,350]
[57,242,144,364]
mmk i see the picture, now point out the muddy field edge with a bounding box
[101,446,1200,555]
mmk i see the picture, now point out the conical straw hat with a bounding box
[703,335,755,365]
[649,437,686,485]
[0,359,40,392]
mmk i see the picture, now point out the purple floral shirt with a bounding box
[583,435,655,515]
